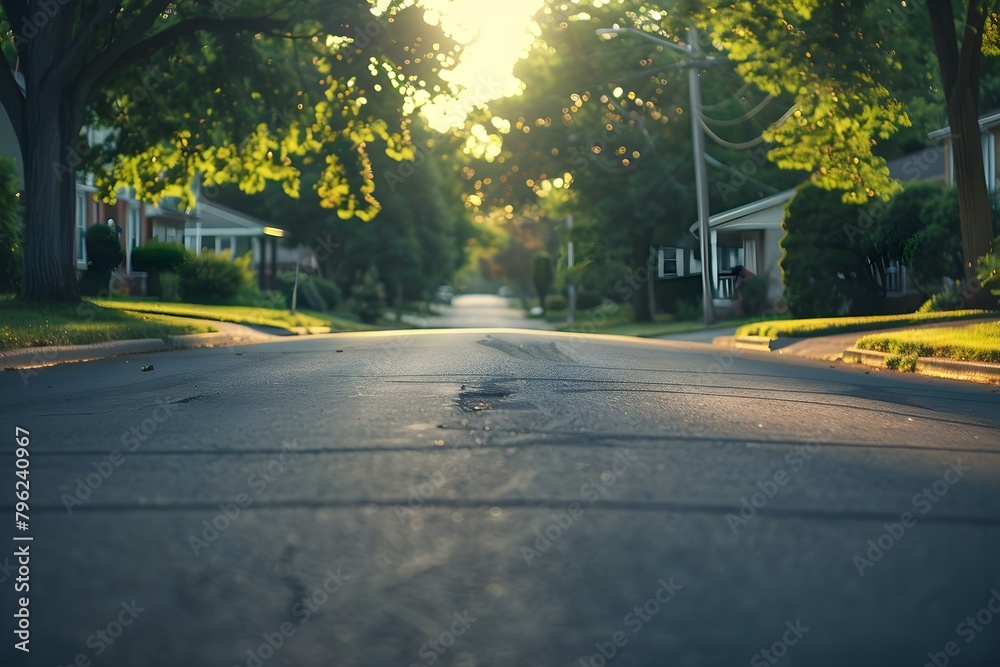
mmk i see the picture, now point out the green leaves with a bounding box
[703,0,908,201]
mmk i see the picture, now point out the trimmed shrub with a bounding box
[544,293,568,311]
[179,252,248,304]
[131,240,192,297]
[131,240,191,273]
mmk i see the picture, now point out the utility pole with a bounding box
[596,25,717,325]
[567,214,576,324]
[686,27,717,325]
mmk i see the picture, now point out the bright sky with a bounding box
[417,0,546,132]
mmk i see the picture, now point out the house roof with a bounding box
[887,145,946,182]
[689,189,795,235]
[192,200,276,231]
[171,199,286,237]
[928,109,1000,140]
[688,144,950,236]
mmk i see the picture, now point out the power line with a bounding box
[698,118,766,150]
[701,94,774,127]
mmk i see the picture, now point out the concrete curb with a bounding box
[713,335,788,351]
[842,347,1000,384]
[0,331,267,372]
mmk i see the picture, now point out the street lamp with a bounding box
[596,26,716,325]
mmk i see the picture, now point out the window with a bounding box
[216,236,234,258]
[885,261,905,295]
[659,248,678,277]
[658,247,679,278]
[75,193,87,265]
[717,246,745,272]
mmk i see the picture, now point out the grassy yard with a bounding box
[0,295,212,351]
[93,299,380,333]
[549,303,753,338]
[855,321,1000,364]
[736,310,994,338]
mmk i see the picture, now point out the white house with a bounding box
[928,110,1000,191]
[147,196,308,290]
[659,143,950,311]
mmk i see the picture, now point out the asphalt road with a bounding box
[421,295,552,329]
[1,329,999,667]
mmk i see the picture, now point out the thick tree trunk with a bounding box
[631,236,653,323]
[19,93,79,303]
[15,8,82,304]
[927,0,997,308]
[948,89,995,293]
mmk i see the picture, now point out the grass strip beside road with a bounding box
[0,296,212,351]
[736,310,993,338]
[854,321,1000,364]
[93,299,378,333]
[548,303,756,338]
[556,317,753,338]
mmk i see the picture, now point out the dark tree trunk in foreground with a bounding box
[630,235,654,323]
[20,89,81,302]
[928,0,997,306]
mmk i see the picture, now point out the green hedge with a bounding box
[131,240,192,298]
[179,252,251,304]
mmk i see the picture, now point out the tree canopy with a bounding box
[0,0,463,301]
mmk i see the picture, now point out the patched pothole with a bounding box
[456,387,513,413]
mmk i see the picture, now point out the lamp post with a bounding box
[596,26,716,325]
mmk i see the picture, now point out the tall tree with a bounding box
[0,0,456,302]
[926,0,997,296]
[700,0,998,296]
[462,1,796,321]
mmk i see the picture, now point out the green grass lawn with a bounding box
[93,299,380,333]
[0,295,212,351]
[854,321,1000,364]
[736,310,994,338]
[548,303,754,338]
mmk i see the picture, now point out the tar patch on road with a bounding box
[456,385,512,413]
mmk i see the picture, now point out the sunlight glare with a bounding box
[419,0,545,132]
